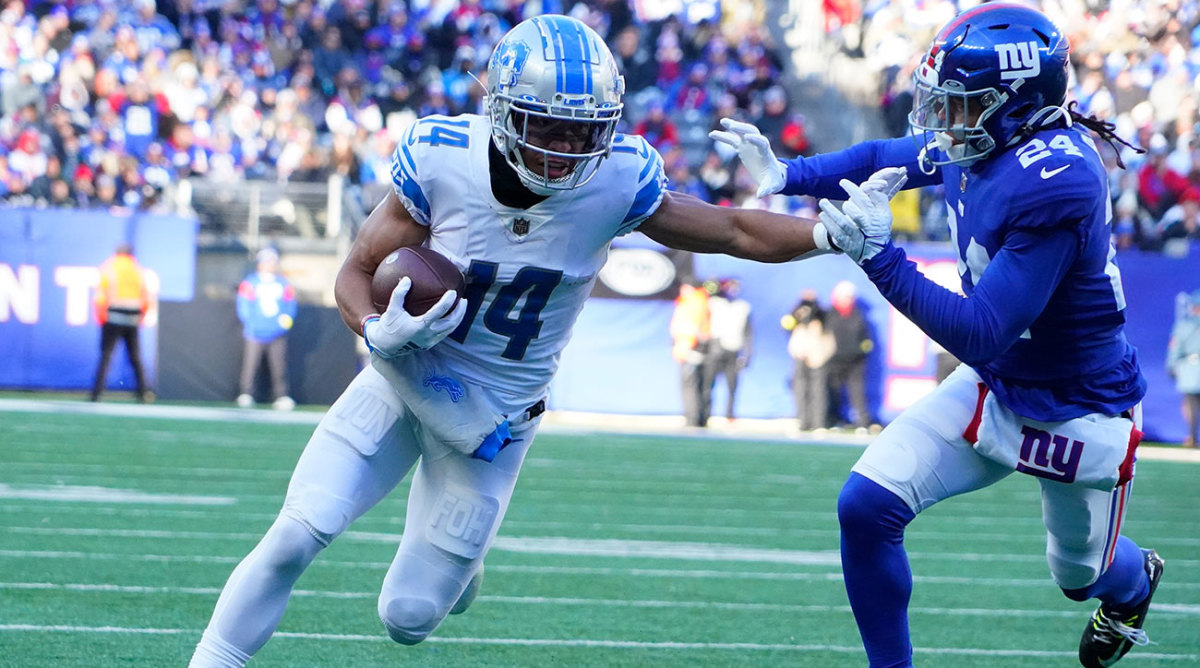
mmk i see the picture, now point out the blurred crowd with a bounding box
[840,0,1200,250]
[4,0,1198,253]
[0,0,799,217]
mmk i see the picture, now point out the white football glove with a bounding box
[817,167,908,265]
[363,276,468,358]
[708,117,787,197]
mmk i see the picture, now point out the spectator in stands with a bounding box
[667,62,713,115]
[753,83,792,154]
[1138,134,1190,223]
[236,247,297,411]
[1157,187,1200,242]
[612,25,657,94]
[825,281,875,431]
[705,278,753,421]
[1169,290,1200,447]
[783,288,834,431]
[632,100,679,152]
[698,150,736,204]
[90,242,153,403]
[780,112,812,159]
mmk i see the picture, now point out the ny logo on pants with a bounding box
[1016,425,1084,483]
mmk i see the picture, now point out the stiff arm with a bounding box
[638,190,831,262]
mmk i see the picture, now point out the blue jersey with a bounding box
[781,128,1146,421]
[237,272,298,343]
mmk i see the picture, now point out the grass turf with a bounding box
[1,406,1197,667]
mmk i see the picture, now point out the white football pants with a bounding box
[851,364,1139,590]
[190,365,538,667]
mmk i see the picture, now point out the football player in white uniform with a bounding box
[189,16,837,666]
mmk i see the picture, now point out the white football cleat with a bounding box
[272,396,296,411]
[236,394,255,408]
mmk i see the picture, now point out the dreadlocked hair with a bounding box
[1066,101,1144,169]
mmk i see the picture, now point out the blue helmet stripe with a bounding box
[544,16,587,95]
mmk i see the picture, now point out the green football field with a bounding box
[1,401,1198,667]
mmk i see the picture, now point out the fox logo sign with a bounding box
[995,41,1040,80]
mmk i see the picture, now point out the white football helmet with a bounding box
[487,15,624,194]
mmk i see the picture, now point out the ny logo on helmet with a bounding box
[995,41,1040,80]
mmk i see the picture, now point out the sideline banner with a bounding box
[0,209,197,391]
[556,238,1191,443]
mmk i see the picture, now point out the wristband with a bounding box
[360,313,381,336]
[360,313,381,354]
[812,222,836,252]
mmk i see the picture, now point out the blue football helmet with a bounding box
[487,15,624,194]
[909,3,1070,167]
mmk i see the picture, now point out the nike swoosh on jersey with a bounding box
[1040,165,1070,179]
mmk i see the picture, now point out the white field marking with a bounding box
[6,503,1189,538]
[6,397,1198,465]
[7,527,265,541]
[8,527,1200,569]
[0,503,1190,544]
[9,582,1198,619]
[0,504,278,522]
[1153,603,1200,614]
[0,484,235,505]
[7,515,1199,556]
[5,461,289,480]
[0,623,1197,661]
[4,550,1200,590]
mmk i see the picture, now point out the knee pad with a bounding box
[838,472,915,537]
[1048,552,1101,592]
[258,516,325,575]
[379,595,441,645]
[281,483,355,547]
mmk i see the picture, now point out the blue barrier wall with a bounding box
[554,241,1196,443]
[0,209,197,392]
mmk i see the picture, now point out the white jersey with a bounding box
[390,114,667,405]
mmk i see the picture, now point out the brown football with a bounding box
[371,245,465,316]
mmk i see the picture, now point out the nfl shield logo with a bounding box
[512,217,531,235]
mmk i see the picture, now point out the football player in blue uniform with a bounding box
[190,15,838,667]
[714,4,1161,668]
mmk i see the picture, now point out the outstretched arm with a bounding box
[711,118,937,199]
[638,190,834,263]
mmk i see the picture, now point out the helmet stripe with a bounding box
[542,15,588,96]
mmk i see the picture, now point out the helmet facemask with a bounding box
[486,15,625,196]
[909,70,1006,166]
[490,95,621,194]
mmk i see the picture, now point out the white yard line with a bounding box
[6,398,1197,461]
[3,549,1200,590]
[0,623,1195,661]
[8,526,1200,567]
[5,582,1197,619]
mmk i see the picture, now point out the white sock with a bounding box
[188,629,252,668]
[189,517,323,665]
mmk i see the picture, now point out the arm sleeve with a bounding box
[617,137,667,235]
[390,126,432,226]
[780,137,940,198]
[860,226,1080,366]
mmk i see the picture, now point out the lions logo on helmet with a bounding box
[909,3,1070,169]
[487,15,625,195]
